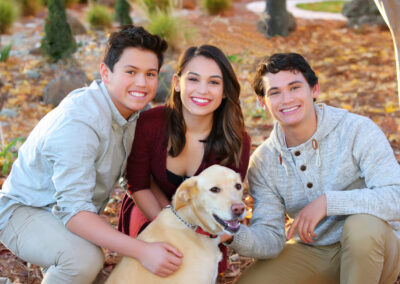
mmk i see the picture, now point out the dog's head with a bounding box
[172,165,246,235]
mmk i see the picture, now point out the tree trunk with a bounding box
[264,0,288,38]
[374,0,400,106]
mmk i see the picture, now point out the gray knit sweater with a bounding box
[229,103,400,259]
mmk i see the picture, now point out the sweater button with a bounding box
[300,165,306,171]
[307,182,313,188]
[294,151,301,156]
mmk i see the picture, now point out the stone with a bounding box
[0,108,18,118]
[153,64,174,103]
[43,68,90,106]
[342,0,385,27]
[67,11,87,35]
[25,70,40,79]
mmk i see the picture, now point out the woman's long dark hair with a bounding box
[165,45,244,167]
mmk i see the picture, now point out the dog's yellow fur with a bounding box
[106,165,245,284]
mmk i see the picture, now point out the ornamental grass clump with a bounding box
[0,0,18,34]
[202,0,231,15]
[87,4,113,30]
[142,0,170,12]
[146,8,194,50]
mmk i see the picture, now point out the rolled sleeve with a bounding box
[43,119,99,225]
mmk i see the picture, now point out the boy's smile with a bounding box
[101,47,159,119]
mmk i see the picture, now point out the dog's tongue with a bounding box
[226,219,240,230]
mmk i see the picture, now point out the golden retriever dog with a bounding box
[106,165,246,284]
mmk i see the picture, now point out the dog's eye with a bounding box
[235,183,242,190]
[210,187,221,193]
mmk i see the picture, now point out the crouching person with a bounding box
[0,25,182,284]
[224,53,400,284]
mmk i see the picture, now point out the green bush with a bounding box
[146,9,194,50]
[87,5,112,30]
[0,42,12,62]
[17,0,43,16]
[41,0,77,61]
[115,0,132,25]
[201,0,231,14]
[0,0,18,34]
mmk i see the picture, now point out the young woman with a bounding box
[118,45,251,272]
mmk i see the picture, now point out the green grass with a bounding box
[296,1,345,13]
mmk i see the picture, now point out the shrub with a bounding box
[41,0,77,61]
[0,0,18,34]
[115,0,132,25]
[201,0,231,14]
[17,0,42,16]
[0,42,12,62]
[146,9,194,50]
[87,5,112,30]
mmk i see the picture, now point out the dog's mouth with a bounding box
[213,214,240,234]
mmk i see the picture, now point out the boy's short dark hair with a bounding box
[103,25,168,72]
[252,53,318,97]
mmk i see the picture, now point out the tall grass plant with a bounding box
[0,0,18,34]
[87,4,113,29]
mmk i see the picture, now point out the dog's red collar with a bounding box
[166,205,218,239]
[195,226,218,239]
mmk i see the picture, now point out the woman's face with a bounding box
[174,55,224,120]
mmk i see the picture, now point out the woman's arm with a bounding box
[150,178,170,208]
[132,189,164,221]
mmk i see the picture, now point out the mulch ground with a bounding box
[1,0,400,283]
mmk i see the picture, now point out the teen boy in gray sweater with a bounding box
[228,53,400,284]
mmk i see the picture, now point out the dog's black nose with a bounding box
[231,203,245,217]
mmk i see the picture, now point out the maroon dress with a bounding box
[118,105,251,273]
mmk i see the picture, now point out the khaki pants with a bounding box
[0,206,104,284]
[237,214,400,284]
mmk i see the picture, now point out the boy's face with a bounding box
[258,70,319,130]
[100,47,159,119]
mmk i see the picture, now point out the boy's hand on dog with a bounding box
[286,194,327,243]
[139,242,183,277]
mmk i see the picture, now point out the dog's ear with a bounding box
[172,177,198,210]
